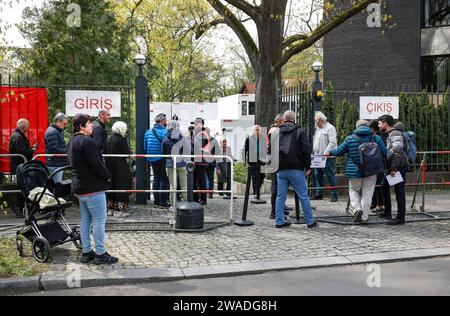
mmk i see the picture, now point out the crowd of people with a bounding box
[6,107,411,265]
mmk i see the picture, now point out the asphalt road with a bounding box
[26,257,450,296]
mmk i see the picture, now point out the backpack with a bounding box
[351,135,385,177]
[403,131,417,164]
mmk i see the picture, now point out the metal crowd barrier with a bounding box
[0,154,27,194]
[30,153,235,231]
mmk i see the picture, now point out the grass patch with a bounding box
[0,239,49,278]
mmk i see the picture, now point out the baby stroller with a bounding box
[15,160,81,263]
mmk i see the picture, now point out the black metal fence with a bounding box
[0,74,135,147]
[278,83,450,173]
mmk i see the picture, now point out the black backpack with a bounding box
[351,135,385,177]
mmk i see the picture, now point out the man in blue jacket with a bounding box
[144,113,170,207]
[330,120,387,224]
[44,113,69,183]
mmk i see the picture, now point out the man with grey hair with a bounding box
[144,113,170,207]
[44,113,69,183]
[275,110,317,229]
[9,119,37,217]
[330,120,387,224]
[312,111,338,202]
[92,110,111,153]
[244,124,265,198]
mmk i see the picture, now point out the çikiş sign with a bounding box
[66,90,121,117]
[360,96,399,120]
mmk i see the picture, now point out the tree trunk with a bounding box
[255,61,280,129]
[254,0,286,129]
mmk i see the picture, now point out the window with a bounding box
[241,101,248,116]
[422,55,450,92]
[423,0,450,27]
[248,102,256,116]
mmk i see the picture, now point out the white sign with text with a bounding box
[360,96,399,120]
[311,155,327,169]
[66,90,121,117]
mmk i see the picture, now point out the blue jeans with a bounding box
[151,160,169,205]
[276,170,315,226]
[48,166,64,183]
[78,192,107,255]
[313,159,338,198]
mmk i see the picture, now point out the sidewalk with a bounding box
[1,192,450,294]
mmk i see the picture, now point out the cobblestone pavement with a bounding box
[1,192,450,274]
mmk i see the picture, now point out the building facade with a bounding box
[324,0,450,92]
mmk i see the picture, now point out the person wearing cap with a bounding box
[144,113,170,208]
[378,115,409,225]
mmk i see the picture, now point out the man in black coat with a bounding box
[44,113,69,183]
[9,119,37,217]
[92,110,111,153]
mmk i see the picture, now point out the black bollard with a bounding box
[175,162,204,230]
[251,164,267,205]
[234,166,254,226]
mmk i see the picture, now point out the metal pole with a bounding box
[135,64,149,204]
[234,166,254,226]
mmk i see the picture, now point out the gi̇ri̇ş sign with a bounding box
[66,90,121,117]
[360,96,399,120]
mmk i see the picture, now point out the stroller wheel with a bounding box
[16,236,24,257]
[32,237,51,263]
[71,226,82,250]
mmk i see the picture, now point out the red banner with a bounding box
[0,87,48,173]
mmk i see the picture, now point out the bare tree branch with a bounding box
[223,0,259,19]
[205,0,259,70]
[282,34,308,49]
[275,0,378,71]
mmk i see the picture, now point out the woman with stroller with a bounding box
[105,121,132,218]
[67,114,118,265]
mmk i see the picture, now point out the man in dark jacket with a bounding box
[244,125,266,198]
[378,115,409,225]
[44,113,69,183]
[275,111,317,229]
[9,119,37,217]
[92,110,111,153]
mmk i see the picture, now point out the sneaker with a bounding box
[307,221,318,229]
[108,210,115,216]
[276,221,291,228]
[200,201,207,206]
[311,195,323,201]
[93,252,119,265]
[80,251,95,264]
[114,211,130,218]
[387,218,405,226]
[269,213,275,219]
[360,219,369,225]
[354,210,363,223]
[284,206,293,211]
[159,203,172,209]
[330,196,339,203]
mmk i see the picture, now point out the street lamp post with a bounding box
[135,54,149,205]
[310,61,324,143]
